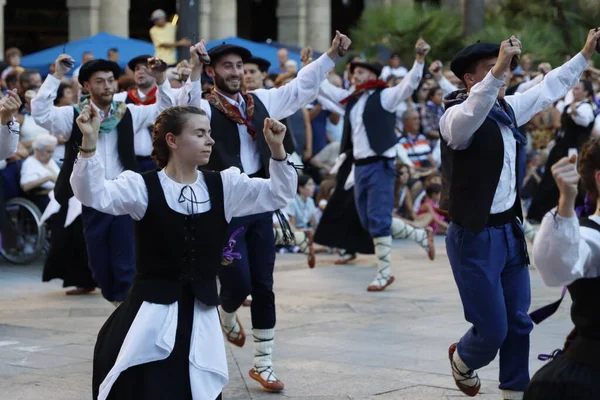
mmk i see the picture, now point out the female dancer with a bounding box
[526,139,600,399]
[70,104,297,400]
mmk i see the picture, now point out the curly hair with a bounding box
[578,138,600,197]
[151,106,208,168]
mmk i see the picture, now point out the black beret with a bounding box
[127,55,152,71]
[350,61,383,78]
[78,59,121,84]
[450,42,500,80]
[207,44,252,65]
[245,56,271,73]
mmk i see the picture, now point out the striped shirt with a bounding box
[398,132,432,167]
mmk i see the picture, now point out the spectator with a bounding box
[4,70,19,92]
[422,86,444,144]
[277,48,289,74]
[380,53,408,81]
[309,141,340,179]
[107,48,119,63]
[287,175,318,230]
[398,109,433,168]
[284,59,298,74]
[19,134,59,212]
[530,103,561,150]
[417,183,447,235]
[306,100,330,158]
[71,51,95,79]
[149,9,191,66]
[18,70,42,114]
[1,47,24,80]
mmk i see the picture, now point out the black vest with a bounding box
[131,170,229,306]
[439,99,524,233]
[54,108,137,205]
[203,94,271,177]
[340,89,397,157]
[569,218,600,340]
[559,101,594,150]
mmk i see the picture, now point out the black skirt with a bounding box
[42,207,96,288]
[525,338,600,400]
[93,285,222,400]
[314,157,374,255]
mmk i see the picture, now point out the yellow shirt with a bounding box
[149,23,178,65]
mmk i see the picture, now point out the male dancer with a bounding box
[440,30,600,399]
[181,34,350,391]
[30,47,199,305]
[114,55,160,172]
[317,38,432,291]
[243,55,316,267]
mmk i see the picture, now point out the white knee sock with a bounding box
[252,328,279,382]
[220,309,242,340]
[391,218,430,250]
[501,390,524,400]
[452,349,480,387]
[373,236,392,280]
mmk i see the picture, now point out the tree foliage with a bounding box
[350,0,600,67]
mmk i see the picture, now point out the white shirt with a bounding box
[179,53,335,175]
[31,75,174,179]
[0,120,19,160]
[20,114,49,143]
[20,156,60,190]
[566,101,596,127]
[319,60,424,160]
[380,65,409,80]
[534,210,600,287]
[440,52,589,214]
[113,88,165,157]
[70,153,297,400]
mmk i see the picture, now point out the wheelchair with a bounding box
[0,159,48,264]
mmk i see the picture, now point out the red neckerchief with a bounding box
[339,80,389,105]
[205,89,257,140]
[127,86,158,105]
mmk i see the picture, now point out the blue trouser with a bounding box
[219,212,276,329]
[353,159,396,238]
[81,206,135,302]
[446,221,533,391]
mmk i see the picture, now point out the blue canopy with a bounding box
[21,32,155,75]
[206,37,303,74]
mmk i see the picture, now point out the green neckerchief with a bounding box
[74,96,127,134]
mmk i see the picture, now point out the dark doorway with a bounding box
[130,0,176,41]
[331,0,364,40]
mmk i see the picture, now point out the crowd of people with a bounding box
[0,6,599,399]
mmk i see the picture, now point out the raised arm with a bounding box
[222,118,298,222]
[69,105,148,220]
[440,37,523,150]
[252,31,351,120]
[177,41,209,110]
[533,156,597,286]
[0,90,22,159]
[506,30,600,126]
[127,58,172,131]
[380,40,430,112]
[31,54,75,139]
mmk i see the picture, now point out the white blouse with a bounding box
[533,210,600,287]
[20,156,60,190]
[70,153,297,400]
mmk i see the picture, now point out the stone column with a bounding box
[67,0,100,42]
[277,0,307,48]
[0,0,6,58]
[210,0,237,40]
[306,0,331,52]
[199,0,212,41]
[100,0,130,37]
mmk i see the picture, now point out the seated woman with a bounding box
[69,105,297,400]
[417,183,448,235]
[525,139,600,399]
[287,175,317,231]
[393,163,433,228]
[19,133,59,212]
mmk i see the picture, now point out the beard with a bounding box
[214,72,242,96]
[137,77,155,90]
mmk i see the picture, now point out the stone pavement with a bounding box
[0,237,572,400]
